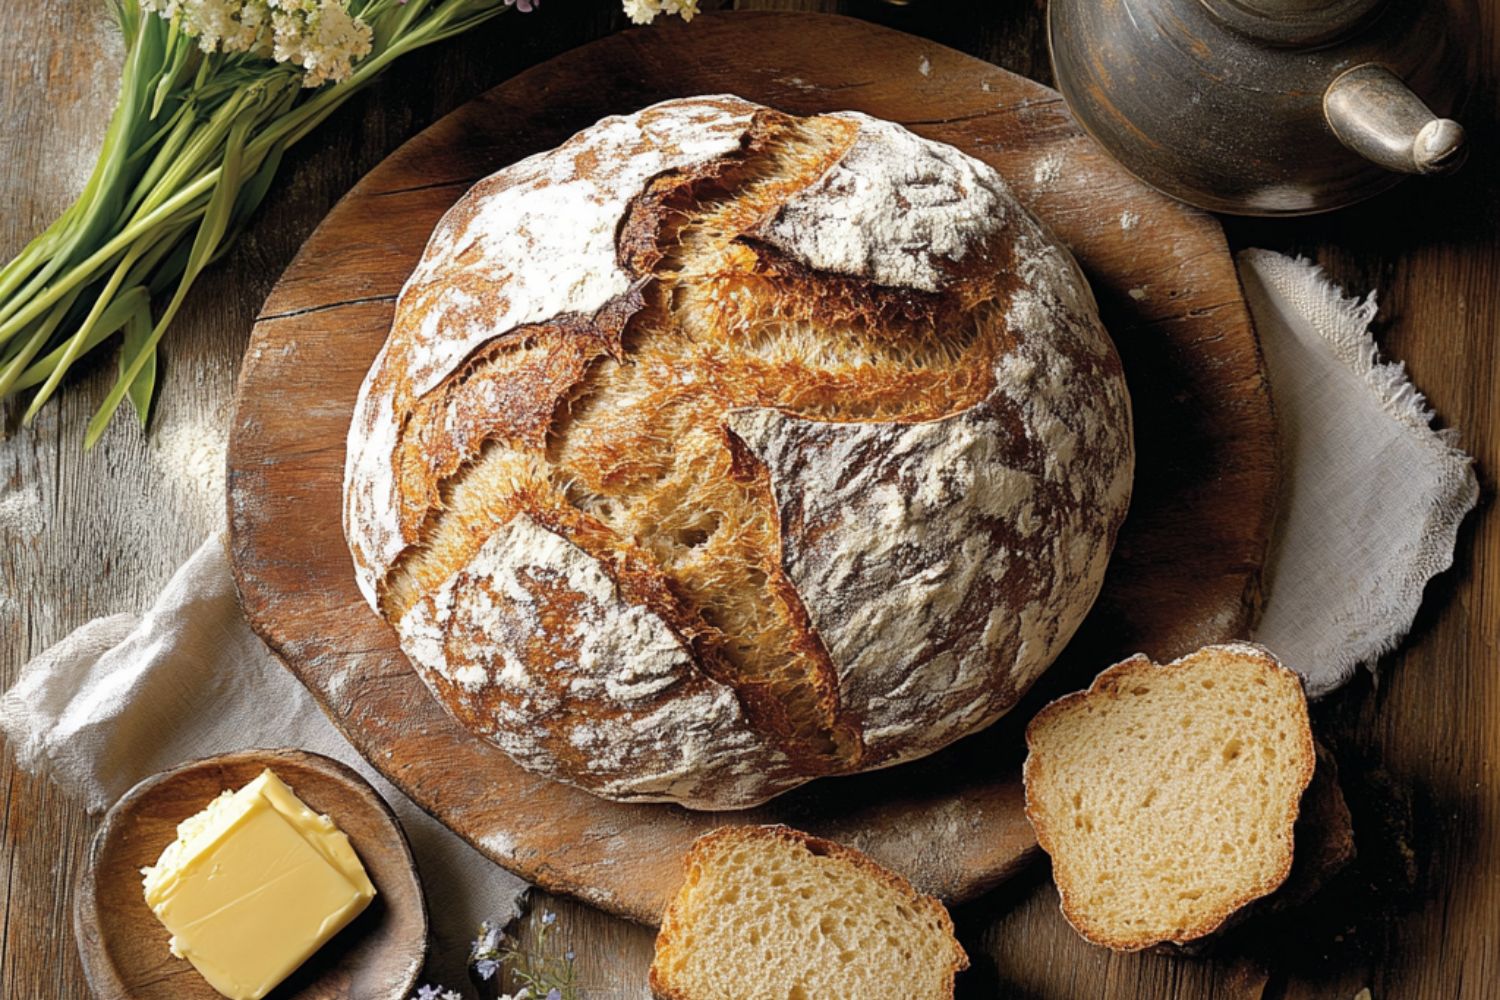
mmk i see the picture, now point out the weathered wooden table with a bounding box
[2,2,1496,997]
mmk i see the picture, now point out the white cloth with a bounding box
[1241,249,1479,696]
[0,249,1477,986]
[0,532,526,987]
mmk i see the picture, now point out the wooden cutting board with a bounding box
[227,11,1277,925]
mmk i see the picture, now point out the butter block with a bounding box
[142,768,377,1000]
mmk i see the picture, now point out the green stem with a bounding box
[0,12,163,328]
[0,289,84,400]
[0,7,506,347]
[0,0,516,439]
[23,242,148,420]
[10,287,150,392]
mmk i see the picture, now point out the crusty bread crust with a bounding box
[1022,642,1316,951]
[649,824,969,1000]
[344,95,1134,808]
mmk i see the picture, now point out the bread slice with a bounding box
[1023,642,1315,951]
[649,825,968,1000]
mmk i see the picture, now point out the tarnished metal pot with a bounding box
[1048,0,1474,215]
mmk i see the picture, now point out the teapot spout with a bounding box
[1324,64,1467,175]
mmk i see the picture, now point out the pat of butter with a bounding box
[141,768,377,1000]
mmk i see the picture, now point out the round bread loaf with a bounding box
[344,95,1134,810]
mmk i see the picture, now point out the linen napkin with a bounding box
[0,248,1478,991]
[1238,249,1479,697]
[0,531,526,990]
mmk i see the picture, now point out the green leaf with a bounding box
[218,143,286,253]
[85,96,253,449]
[121,306,157,428]
[10,286,150,392]
[0,289,84,400]
[0,10,165,335]
[20,237,151,420]
[150,20,195,119]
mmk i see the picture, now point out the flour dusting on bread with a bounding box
[755,113,1008,292]
[344,96,1134,808]
[344,97,760,607]
[399,514,791,806]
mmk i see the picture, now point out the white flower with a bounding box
[621,0,698,24]
[139,0,372,86]
[141,0,272,55]
[268,0,373,86]
[661,0,700,21]
[622,0,660,24]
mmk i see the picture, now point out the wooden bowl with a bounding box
[73,749,428,1000]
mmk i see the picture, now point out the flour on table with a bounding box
[0,485,40,617]
[1033,153,1064,185]
[151,414,228,513]
[918,55,932,77]
[478,830,516,859]
[0,484,44,536]
[1120,210,1140,231]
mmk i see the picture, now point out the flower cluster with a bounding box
[621,0,700,25]
[411,911,578,1000]
[413,988,563,1000]
[471,919,506,985]
[138,0,373,86]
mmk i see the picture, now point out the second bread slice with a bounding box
[649,825,968,1000]
[1023,642,1315,950]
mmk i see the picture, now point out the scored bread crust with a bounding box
[648,824,969,1000]
[725,223,1129,770]
[343,95,1134,808]
[344,97,763,605]
[1022,642,1317,951]
[396,514,794,804]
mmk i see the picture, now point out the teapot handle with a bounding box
[1324,64,1467,175]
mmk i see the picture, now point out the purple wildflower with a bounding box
[471,919,502,956]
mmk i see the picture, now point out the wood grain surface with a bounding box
[3,2,1497,999]
[227,10,1273,928]
[74,749,426,1000]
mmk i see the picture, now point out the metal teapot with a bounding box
[1048,0,1473,215]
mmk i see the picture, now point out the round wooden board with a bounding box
[73,749,427,1000]
[228,12,1277,925]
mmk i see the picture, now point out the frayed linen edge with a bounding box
[1238,248,1480,698]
